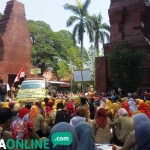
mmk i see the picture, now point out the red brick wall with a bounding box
[95,0,150,92]
[0,0,36,83]
[95,57,107,93]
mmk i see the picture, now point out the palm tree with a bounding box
[91,13,110,56]
[0,12,3,20]
[63,0,93,66]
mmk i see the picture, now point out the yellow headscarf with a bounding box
[3,102,9,108]
[136,99,144,105]
[74,97,81,105]
[145,101,150,110]
[30,105,40,123]
[48,100,53,103]
[106,99,113,110]
[41,102,45,110]
[121,97,127,102]
[53,99,63,111]
[111,103,121,114]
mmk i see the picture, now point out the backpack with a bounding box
[0,84,7,95]
[55,110,70,125]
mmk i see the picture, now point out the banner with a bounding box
[16,88,46,100]
[30,68,41,74]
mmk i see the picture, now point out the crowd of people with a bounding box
[0,90,150,150]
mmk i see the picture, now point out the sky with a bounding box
[0,0,110,50]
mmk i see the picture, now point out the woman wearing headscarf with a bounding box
[106,99,113,120]
[45,101,53,116]
[135,121,150,150]
[29,104,45,137]
[106,99,113,110]
[66,99,75,118]
[49,122,78,150]
[121,101,132,117]
[47,101,58,128]
[95,97,106,118]
[70,107,86,126]
[128,98,137,112]
[138,102,150,118]
[11,107,39,147]
[75,122,95,150]
[111,108,134,144]
[92,108,112,144]
[41,102,45,111]
[111,103,121,120]
[121,98,126,103]
[112,113,150,150]
[135,99,144,106]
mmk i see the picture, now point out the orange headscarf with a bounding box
[122,101,132,117]
[139,102,150,118]
[29,105,40,123]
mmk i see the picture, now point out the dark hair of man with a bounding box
[25,104,31,110]
[44,97,49,106]
[0,108,13,124]
[80,97,87,105]
[53,93,56,98]
[57,103,64,110]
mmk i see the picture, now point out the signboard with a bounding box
[30,68,41,74]
[73,70,91,82]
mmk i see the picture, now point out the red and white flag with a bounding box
[14,68,25,83]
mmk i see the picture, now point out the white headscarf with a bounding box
[118,108,128,116]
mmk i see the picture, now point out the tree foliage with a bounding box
[87,45,97,86]
[108,41,146,92]
[0,12,3,20]
[27,20,87,79]
[28,20,59,74]
[64,0,93,62]
[90,13,110,55]
[57,47,89,79]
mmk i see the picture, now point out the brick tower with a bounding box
[0,0,35,84]
[95,0,150,92]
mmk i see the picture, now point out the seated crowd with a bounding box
[0,92,150,150]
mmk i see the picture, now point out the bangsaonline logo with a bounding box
[0,132,72,149]
[0,139,49,149]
